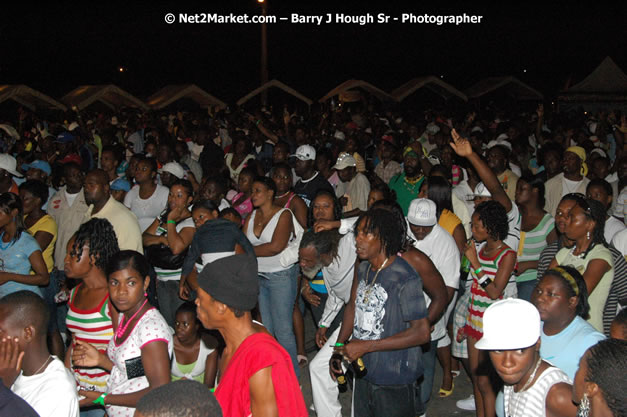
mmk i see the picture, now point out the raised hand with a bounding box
[71,339,101,368]
[0,337,24,387]
[449,129,473,158]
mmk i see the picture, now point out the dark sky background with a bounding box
[2,1,626,104]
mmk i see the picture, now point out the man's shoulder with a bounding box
[545,173,563,187]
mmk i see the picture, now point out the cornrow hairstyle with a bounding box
[71,218,120,272]
[0,192,26,242]
[308,189,343,227]
[543,265,590,319]
[584,339,627,416]
[369,199,411,250]
[425,175,453,219]
[106,250,151,281]
[19,179,49,208]
[355,207,405,258]
[475,200,509,241]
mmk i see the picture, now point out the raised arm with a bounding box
[450,129,512,212]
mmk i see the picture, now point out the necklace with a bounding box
[0,232,13,250]
[363,257,389,304]
[569,244,588,259]
[116,299,148,340]
[508,356,542,417]
[32,355,52,376]
[275,191,291,199]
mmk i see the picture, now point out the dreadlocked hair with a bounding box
[71,218,120,272]
[475,200,509,241]
[299,229,342,261]
[356,207,405,258]
[369,199,411,249]
[584,339,627,416]
[543,265,590,319]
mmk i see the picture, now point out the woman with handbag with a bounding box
[142,179,195,327]
[72,250,172,417]
[244,176,301,376]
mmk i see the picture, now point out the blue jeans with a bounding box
[517,279,537,302]
[418,339,438,410]
[44,269,68,333]
[156,279,185,328]
[354,378,418,417]
[258,264,300,377]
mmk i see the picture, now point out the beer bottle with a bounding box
[330,351,348,393]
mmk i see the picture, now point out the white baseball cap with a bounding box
[473,182,492,198]
[159,162,185,179]
[334,130,346,141]
[332,152,357,170]
[475,299,541,350]
[407,198,437,227]
[291,145,316,161]
[0,154,23,177]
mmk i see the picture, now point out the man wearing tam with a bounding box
[476,299,577,417]
[544,146,590,217]
[334,152,370,217]
[407,198,461,403]
[194,254,308,417]
[389,146,426,215]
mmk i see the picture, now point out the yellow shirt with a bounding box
[27,214,57,273]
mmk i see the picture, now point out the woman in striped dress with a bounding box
[462,201,517,417]
[64,218,120,416]
[514,175,557,301]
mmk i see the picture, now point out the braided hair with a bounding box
[355,207,405,258]
[369,199,411,250]
[70,218,120,272]
[584,339,627,416]
[475,200,509,241]
[542,265,590,319]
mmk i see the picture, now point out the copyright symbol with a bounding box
[164,13,175,24]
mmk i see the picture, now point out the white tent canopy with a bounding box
[392,77,468,102]
[147,84,226,110]
[319,79,394,103]
[62,84,148,111]
[465,76,543,101]
[236,79,312,106]
[0,85,67,112]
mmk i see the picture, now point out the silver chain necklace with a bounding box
[508,356,542,417]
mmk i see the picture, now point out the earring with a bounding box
[587,231,591,240]
[578,393,590,417]
[144,292,148,297]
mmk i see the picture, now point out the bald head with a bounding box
[84,169,111,206]
[87,169,110,185]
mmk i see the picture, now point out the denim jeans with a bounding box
[156,279,185,328]
[418,339,438,413]
[44,269,68,333]
[354,378,418,417]
[516,279,537,302]
[258,264,300,377]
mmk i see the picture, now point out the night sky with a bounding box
[2,2,626,104]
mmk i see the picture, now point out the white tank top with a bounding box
[246,208,292,273]
[503,366,571,417]
[171,338,215,381]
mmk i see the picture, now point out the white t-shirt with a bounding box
[11,357,79,417]
[605,216,626,244]
[611,228,627,257]
[561,176,585,197]
[64,189,79,208]
[411,224,461,340]
[124,184,170,232]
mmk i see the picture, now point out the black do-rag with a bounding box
[197,254,259,311]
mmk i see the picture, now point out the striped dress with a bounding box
[154,217,195,282]
[66,285,113,392]
[465,245,517,340]
[504,366,571,417]
[517,213,555,283]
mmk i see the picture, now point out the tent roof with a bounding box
[236,79,312,106]
[146,84,226,109]
[392,77,468,102]
[563,57,627,94]
[0,85,67,112]
[319,79,394,103]
[465,76,544,100]
[61,84,148,110]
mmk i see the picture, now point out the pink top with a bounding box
[231,192,254,221]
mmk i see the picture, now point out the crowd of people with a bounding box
[0,100,626,417]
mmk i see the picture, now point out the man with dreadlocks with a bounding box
[299,229,356,417]
[333,208,430,416]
